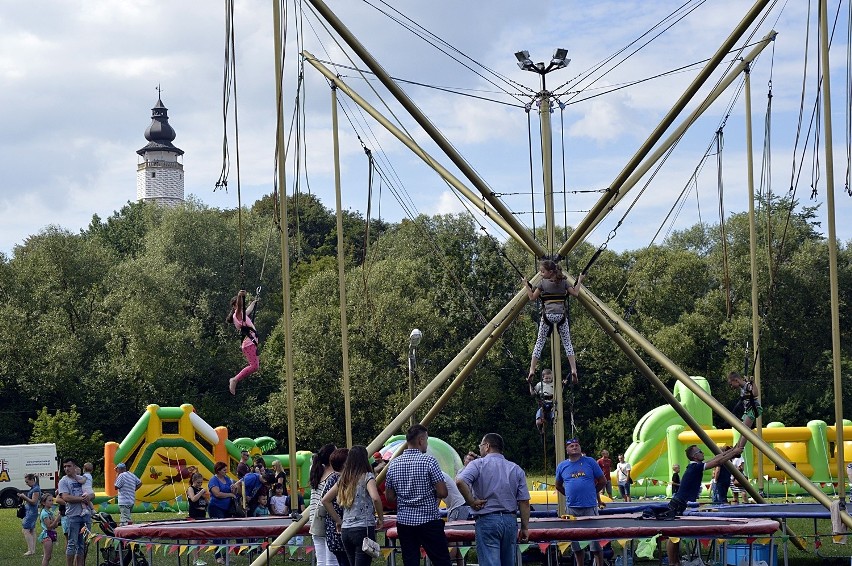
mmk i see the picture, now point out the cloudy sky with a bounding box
[2,0,851,259]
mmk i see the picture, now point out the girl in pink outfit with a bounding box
[227,289,259,394]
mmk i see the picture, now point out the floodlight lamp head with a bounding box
[409,328,422,347]
[551,48,570,69]
[514,50,534,71]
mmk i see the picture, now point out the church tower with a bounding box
[136,96,184,206]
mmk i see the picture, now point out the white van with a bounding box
[0,443,59,507]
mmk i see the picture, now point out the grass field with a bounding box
[3,498,852,565]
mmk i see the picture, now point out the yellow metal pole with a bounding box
[304,0,542,255]
[575,284,852,529]
[557,30,776,258]
[330,85,353,448]
[743,65,765,490]
[818,0,845,498]
[272,0,299,532]
[302,51,533,255]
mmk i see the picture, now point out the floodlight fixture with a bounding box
[409,328,422,348]
[515,50,534,71]
[551,48,570,69]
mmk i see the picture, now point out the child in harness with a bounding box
[529,369,556,435]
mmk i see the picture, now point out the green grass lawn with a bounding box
[3,500,852,565]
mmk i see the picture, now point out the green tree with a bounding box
[29,406,104,473]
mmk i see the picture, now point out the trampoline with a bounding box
[115,516,397,540]
[114,516,307,539]
[686,502,848,519]
[387,515,779,543]
[686,502,852,566]
[528,500,699,517]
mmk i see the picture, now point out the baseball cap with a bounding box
[116,462,127,470]
[565,438,580,446]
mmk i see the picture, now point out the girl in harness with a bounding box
[227,289,259,395]
[523,259,584,384]
[728,371,762,450]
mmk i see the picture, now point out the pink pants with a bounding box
[234,342,259,382]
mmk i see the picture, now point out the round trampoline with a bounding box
[687,502,847,519]
[114,516,308,540]
[529,500,700,517]
[387,515,779,543]
[114,516,397,541]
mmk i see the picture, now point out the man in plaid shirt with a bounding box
[385,424,452,566]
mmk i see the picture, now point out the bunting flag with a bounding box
[651,479,659,486]
[745,537,756,544]
[557,542,572,554]
[178,545,190,556]
[142,502,152,511]
[757,538,771,545]
[516,544,529,553]
[381,549,394,559]
[288,545,299,556]
[617,539,629,547]
[669,537,681,544]
[537,543,550,553]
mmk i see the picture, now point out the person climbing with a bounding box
[522,259,584,384]
[728,371,762,451]
[227,289,259,395]
[529,369,555,435]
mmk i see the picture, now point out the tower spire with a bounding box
[136,92,185,206]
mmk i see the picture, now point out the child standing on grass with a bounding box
[38,493,60,566]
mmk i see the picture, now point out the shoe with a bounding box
[229,378,237,395]
[23,551,35,556]
[216,558,225,565]
[195,561,208,566]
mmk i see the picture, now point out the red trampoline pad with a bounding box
[115,516,397,540]
[114,517,309,539]
[387,515,779,543]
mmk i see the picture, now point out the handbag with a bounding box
[362,536,381,559]
[17,503,27,519]
[229,497,247,518]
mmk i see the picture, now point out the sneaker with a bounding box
[194,561,207,566]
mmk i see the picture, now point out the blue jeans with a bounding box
[209,504,232,559]
[474,513,517,566]
[66,516,86,556]
[341,526,375,566]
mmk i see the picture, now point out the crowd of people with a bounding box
[19,361,761,566]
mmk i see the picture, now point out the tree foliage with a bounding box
[1,194,850,473]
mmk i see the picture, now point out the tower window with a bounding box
[151,172,156,178]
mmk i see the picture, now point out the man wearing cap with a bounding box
[237,449,251,479]
[114,462,142,526]
[555,439,606,566]
[456,433,530,566]
[385,424,452,566]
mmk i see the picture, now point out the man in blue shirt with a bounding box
[385,424,451,566]
[457,433,530,566]
[555,438,606,566]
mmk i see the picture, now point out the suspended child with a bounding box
[522,259,584,384]
[728,371,762,451]
[228,289,259,395]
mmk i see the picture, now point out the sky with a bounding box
[2,0,851,260]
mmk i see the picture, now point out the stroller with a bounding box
[92,512,149,566]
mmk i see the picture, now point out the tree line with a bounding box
[0,193,849,473]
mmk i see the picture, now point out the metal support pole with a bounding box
[302,51,534,255]
[272,0,300,531]
[574,283,852,530]
[304,0,542,255]
[818,0,845,499]
[331,85,353,447]
[557,29,776,259]
[743,65,765,490]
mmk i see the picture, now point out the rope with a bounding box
[216,0,245,285]
[559,101,569,243]
[526,105,537,255]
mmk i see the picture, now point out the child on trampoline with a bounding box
[522,259,584,384]
[665,444,742,565]
[728,371,762,451]
[227,289,259,395]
